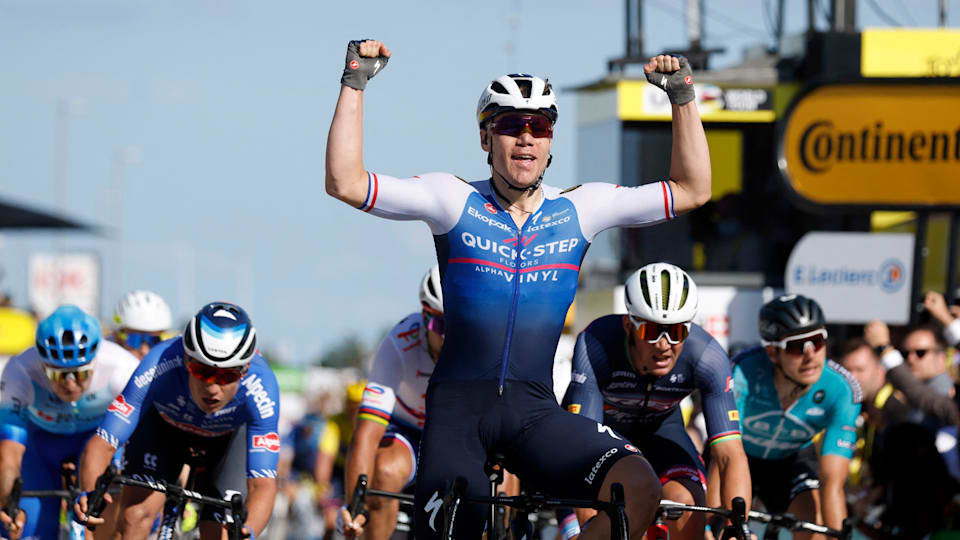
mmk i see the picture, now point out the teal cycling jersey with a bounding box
[732,346,862,460]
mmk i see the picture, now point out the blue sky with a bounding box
[1,0,956,363]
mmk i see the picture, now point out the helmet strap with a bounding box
[772,355,811,395]
[486,134,546,194]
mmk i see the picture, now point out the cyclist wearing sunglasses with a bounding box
[112,290,173,360]
[726,294,861,536]
[0,305,138,540]
[327,39,710,540]
[74,302,279,540]
[562,263,750,540]
[339,266,445,539]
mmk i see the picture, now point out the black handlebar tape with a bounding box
[230,493,246,540]
[85,464,118,530]
[5,477,22,522]
[349,474,368,519]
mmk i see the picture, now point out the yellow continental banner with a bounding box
[0,307,37,355]
[616,81,775,123]
[862,29,960,77]
[781,84,960,206]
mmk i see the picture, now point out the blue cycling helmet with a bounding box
[182,301,257,369]
[35,305,102,368]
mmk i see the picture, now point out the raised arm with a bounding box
[325,40,391,207]
[643,55,711,215]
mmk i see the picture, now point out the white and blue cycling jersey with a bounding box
[0,341,137,540]
[96,338,281,478]
[733,346,862,461]
[360,172,675,390]
[0,341,138,442]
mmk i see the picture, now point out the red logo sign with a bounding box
[253,432,281,452]
[108,395,134,417]
[349,60,359,70]
[484,203,498,214]
[684,75,693,85]
[624,444,639,453]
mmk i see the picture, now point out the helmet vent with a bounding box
[491,81,508,95]
[62,331,75,346]
[515,79,532,98]
[638,270,652,307]
[660,270,671,310]
[679,279,690,308]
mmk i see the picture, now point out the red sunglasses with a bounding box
[185,358,246,385]
[489,114,554,138]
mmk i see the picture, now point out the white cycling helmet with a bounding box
[624,263,698,324]
[113,290,173,332]
[419,265,443,313]
[476,73,558,127]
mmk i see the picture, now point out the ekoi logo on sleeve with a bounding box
[108,395,135,419]
[252,432,281,452]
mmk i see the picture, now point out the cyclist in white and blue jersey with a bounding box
[74,302,279,540]
[0,305,138,540]
[340,266,445,539]
[715,295,861,537]
[326,39,712,539]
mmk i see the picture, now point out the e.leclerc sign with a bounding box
[780,83,960,207]
[785,232,914,324]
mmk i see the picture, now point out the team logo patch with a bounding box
[624,444,639,453]
[813,390,825,404]
[567,404,581,414]
[484,203,498,214]
[252,432,281,452]
[728,410,740,421]
[684,75,693,85]
[349,60,359,70]
[108,395,134,417]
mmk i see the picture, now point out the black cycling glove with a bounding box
[341,40,389,91]
[644,56,695,105]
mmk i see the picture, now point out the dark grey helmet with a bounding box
[758,294,826,342]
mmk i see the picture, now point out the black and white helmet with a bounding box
[476,73,558,127]
[419,265,443,313]
[624,263,698,324]
[758,294,826,342]
[182,302,257,369]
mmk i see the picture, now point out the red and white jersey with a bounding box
[358,313,434,431]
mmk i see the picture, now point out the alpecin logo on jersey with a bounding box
[108,395,134,418]
[241,375,276,419]
[252,432,281,452]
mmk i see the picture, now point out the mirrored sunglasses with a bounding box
[185,358,246,385]
[765,328,828,355]
[629,317,691,344]
[117,330,164,350]
[44,364,95,385]
[489,114,554,138]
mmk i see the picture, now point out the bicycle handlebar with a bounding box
[84,464,117,531]
[4,477,22,523]
[748,509,847,538]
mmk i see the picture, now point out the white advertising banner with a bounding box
[785,232,914,324]
[29,252,100,319]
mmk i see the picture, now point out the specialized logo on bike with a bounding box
[424,490,443,532]
[241,375,276,419]
[252,432,281,452]
[108,395,135,418]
